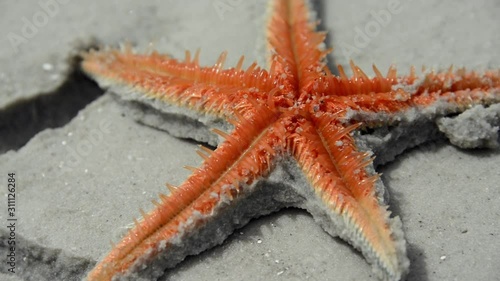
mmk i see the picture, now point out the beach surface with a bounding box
[0,1,499,280]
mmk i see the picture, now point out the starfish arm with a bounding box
[267,0,330,93]
[319,65,500,121]
[86,107,286,281]
[288,114,409,281]
[82,47,275,118]
[407,68,500,108]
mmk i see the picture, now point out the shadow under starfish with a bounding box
[81,0,500,280]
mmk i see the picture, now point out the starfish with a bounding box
[81,0,500,280]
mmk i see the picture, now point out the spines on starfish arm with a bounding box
[407,67,500,108]
[288,113,409,281]
[267,0,331,91]
[304,62,398,99]
[86,105,287,281]
[342,66,500,128]
[81,46,275,118]
[315,63,500,124]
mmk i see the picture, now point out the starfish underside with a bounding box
[81,0,500,280]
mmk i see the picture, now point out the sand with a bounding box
[0,1,499,280]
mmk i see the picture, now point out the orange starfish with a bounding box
[81,0,500,280]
